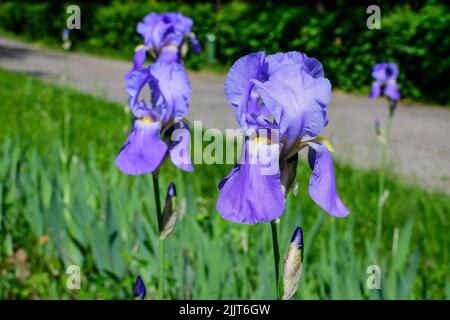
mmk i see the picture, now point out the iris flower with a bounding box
[369,62,400,100]
[216,52,349,224]
[127,12,201,78]
[62,28,71,51]
[115,62,193,175]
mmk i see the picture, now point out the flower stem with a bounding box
[270,220,280,299]
[63,51,71,153]
[152,173,163,231]
[376,100,395,249]
[158,237,165,300]
[152,172,165,299]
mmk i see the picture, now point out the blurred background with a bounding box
[0,0,449,299]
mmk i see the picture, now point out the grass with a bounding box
[0,69,127,167]
[0,69,449,299]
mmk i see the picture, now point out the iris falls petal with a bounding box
[307,142,349,217]
[216,142,285,224]
[115,120,168,175]
[168,122,193,172]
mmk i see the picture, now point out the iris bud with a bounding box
[160,182,178,239]
[282,227,304,300]
[134,275,147,300]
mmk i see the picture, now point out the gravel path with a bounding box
[1,38,449,193]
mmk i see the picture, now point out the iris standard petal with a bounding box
[166,13,194,47]
[139,15,172,53]
[369,81,381,99]
[371,63,388,82]
[385,62,399,79]
[385,81,401,100]
[216,142,285,224]
[224,52,267,113]
[115,120,168,175]
[252,65,331,149]
[307,142,349,217]
[372,62,399,82]
[164,12,193,34]
[168,122,193,172]
[138,12,195,54]
[125,46,148,79]
[126,67,153,118]
[150,62,191,124]
[156,46,180,64]
[267,51,324,79]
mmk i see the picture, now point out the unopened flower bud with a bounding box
[160,182,178,239]
[375,119,381,136]
[134,275,146,300]
[282,227,304,300]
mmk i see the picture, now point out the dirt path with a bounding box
[1,38,449,193]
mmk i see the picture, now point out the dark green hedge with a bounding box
[1,0,449,104]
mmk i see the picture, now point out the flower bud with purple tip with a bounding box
[282,227,304,300]
[134,275,147,300]
[160,182,178,239]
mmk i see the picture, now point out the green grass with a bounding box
[0,69,449,299]
[0,69,128,167]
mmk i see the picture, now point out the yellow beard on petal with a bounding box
[165,44,179,51]
[311,136,335,153]
[141,117,154,123]
[249,136,272,156]
[139,117,154,129]
[135,44,147,52]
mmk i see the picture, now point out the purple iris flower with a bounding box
[115,62,193,175]
[63,28,70,40]
[126,12,201,78]
[216,51,349,224]
[369,62,400,100]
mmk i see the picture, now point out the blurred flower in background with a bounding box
[115,62,193,175]
[126,12,201,78]
[369,62,400,101]
[62,28,71,51]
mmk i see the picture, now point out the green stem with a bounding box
[158,237,165,300]
[20,77,33,136]
[270,220,280,299]
[152,173,163,231]
[375,100,395,248]
[152,172,165,299]
[63,51,71,153]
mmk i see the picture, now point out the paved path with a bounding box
[1,38,449,193]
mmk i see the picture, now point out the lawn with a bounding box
[0,69,449,299]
